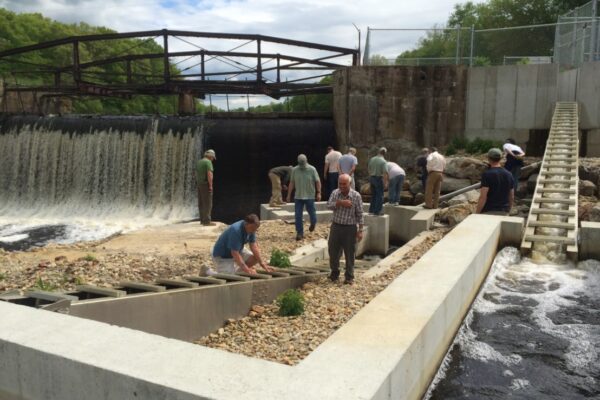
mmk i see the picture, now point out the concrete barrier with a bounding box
[580,221,600,260]
[0,215,524,400]
[384,205,438,243]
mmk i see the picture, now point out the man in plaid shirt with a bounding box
[327,174,364,285]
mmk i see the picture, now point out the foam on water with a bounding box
[426,247,600,399]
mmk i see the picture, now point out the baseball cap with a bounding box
[204,149,216,159]
[297,154,308,167]
[487,148,502,161]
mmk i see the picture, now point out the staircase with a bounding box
[521,102,579,260]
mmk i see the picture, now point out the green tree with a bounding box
[369,54,390,65]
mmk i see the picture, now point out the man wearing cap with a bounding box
[339,147,359,190]
[424,147,446,209]
[476,148,515,216]
[268,165,292,207]
[367,147,388,215]
[196,149,216,226]
[287,154,322,241]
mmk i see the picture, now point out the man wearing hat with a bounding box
[367,147,388,215]
[476,148,515,216]
[196,149,216,226]
[286,154,321,241]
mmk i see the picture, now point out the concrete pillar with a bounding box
[364,214,389,255]
[384,205,437,243]
[178,93,196,115]
[587,129,600,157]
[580,221,600,260]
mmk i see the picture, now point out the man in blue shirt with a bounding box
[206,214,274,275]
[476,148,515,216]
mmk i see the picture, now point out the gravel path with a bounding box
[195,228,448,365]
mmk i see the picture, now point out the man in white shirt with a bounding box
[385,162,405,205]
[324,146,342,198]
[424,147,446,209]
[503,138,526,192]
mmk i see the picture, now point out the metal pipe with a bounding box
[469,26,475,67]
[591,0,598,61]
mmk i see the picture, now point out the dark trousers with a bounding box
[294,199,317,235]
[510,166,521,192]
[369,176,384,215]
[197,183,213,224]
[327,172,339,198]
[328,223,357,281]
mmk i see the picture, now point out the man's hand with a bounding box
[243,265,257,275]
[208,186,213,193]
[356,230,363,242]
[286,195,291,203]
[282,185,288,191]
[316,192,321,201]
[338,199,352,208]
[261,264,274,272]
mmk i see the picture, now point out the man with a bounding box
[327,174,364,285]
[386,161,405,205]
[367,147,388,215]
[338,147,359,190]
[323,146,342,198]
[287,154,322,241]
[503,138,526,192]
[415,148,430,191]
[206,214,273,276]
[476,148,515,215]
[268,165,292,207]
[196,149,216,226]
[424,147,446,209]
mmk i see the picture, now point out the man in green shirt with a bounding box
[286,154,321,241]
[196,149,216,226]
[368,147,388,215]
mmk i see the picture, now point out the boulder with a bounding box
[445,157,488,182]
[579,201,597,221]
[441,177,472,193]
[414,193,425,205]
[516,180,530,198]
[579,160,600,188]
[439,203,476,226]
[520,161,541,180]
[360,183,371,195]
[410,181,424,195]
[400,191,414,205]
[527,173,539,193]
[402,179,411,191]
[590,204,600,223]
[579,180,597,197]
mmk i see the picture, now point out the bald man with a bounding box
[326,174,364,285]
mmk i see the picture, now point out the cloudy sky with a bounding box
[0,0,474,108]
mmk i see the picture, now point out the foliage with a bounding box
[0,272,6,281]
[276,289,305,316]
[269,248,292,268]
[83,254,97,262]
[369,54,390,66]
[34,276,57,291]
[0,8,179,114]
[445,136,503,155]
[396,0,591,65]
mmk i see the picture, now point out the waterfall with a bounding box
[0,115,204,246]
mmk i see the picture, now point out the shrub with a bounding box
[0,272,6,281]
[34,277,57,292]
[276,289,305,316]
[83,254,97,262]
[445,144,457,156]
[269,248,292,268]
[450,137,469,150]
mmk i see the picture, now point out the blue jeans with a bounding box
[388,175,405,204]
[369,176,384,215]
[294,199,317,235]
[327,172,339,198]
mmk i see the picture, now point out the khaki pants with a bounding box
[268,172,283,205]
[197,183,213,224]
[425,171,443,209]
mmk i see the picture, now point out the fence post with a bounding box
[591,0,598,61]
[455,26,461,65]
[363,27,371,65]
[469,26,475,66]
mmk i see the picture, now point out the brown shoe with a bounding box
[343,279,354,285]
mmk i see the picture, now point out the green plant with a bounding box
[74,276,86,285]
[276,289,305,316]
[445,144,457,156]
[34,277,57,292]
[269,249,292,269]
[83,254,97,262]
[0,272,6,281]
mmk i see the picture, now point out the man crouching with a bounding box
[205,214,274,276]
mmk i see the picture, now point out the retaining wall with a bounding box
[0,214,523,400]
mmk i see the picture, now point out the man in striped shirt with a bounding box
[327,174,364,285]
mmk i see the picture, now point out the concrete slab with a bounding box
[385,205,438,243]
[580,221,600,260]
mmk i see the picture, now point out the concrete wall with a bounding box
[0,214,524,400]
[333,66,468,174]
[465,64,558,145]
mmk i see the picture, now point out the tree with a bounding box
[369,54,390,65]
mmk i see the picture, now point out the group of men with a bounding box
[196,139,525,284]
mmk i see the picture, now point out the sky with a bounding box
[0,0,471,109]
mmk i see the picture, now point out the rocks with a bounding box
[441,177,472,193]
[439,203,476,226]
[445,157,488,182]
[528,173,539,193]
[400,191,414,205]
[360,183,371,195]
[410,181,424,195]
[402,180,411,191]
[414,193,425,205]
[579,159,600,188]
[579,180,597,197]
[590,204,600,222]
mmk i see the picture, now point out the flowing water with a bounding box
[0,115,202,249]
[426,247,600,399]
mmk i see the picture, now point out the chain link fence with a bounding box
[363,0,600,69]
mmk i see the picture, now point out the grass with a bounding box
[0,272,6,281]
[83,254,98,262]
[269,248,292,269]
[33,276,58,292]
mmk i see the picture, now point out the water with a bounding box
[426,247,600,399]
[0,115,202,249]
